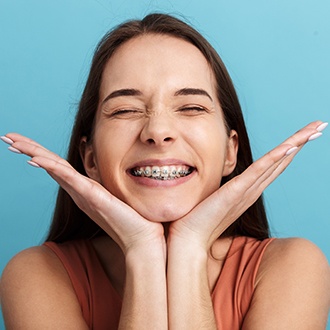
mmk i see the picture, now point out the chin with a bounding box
[135,203,193,223]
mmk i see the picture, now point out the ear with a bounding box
[79,137,101,182]
[223,130,239,176]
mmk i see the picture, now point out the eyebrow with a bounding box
[102,87,213,105]
[174,88,213,102]
[102,89,142,104]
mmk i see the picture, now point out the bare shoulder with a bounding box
[1,246,88,329]
[2,245,65,279]
[242,238,330,329]
[259,237,330,276]
[1,246,70,297]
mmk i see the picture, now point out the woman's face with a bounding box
[82,34,238,222]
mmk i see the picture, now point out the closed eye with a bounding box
[109,108,144,118]
[178,106,209,114]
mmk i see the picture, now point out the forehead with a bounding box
[100,34,217,96]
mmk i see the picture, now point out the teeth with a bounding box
[152,166,161,178]
[144,166,151,177]
[160,166,169,179]
[132,165,192,179]
[169,166,177,178]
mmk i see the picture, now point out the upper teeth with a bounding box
[133,165,192,179]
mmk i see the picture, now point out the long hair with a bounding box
[46,13,269,242]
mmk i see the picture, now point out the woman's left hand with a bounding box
[166,120,328,329]
[168,120,326,251]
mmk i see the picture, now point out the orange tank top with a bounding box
[44,236,274,329]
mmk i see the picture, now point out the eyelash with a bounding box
[178,106,208,113]
[110,109,141,117]
[108,106,208,118]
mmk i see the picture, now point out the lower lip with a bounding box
[127,170,196,187]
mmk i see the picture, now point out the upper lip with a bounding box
[128,158,195,169]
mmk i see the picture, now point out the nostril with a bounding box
[143,136,174,145]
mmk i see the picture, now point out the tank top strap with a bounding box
[212,236,275,329]
[44,239,121,329]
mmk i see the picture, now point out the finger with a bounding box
[249,120,327,191]
[6,139,69,167]
[27,156,126,232]
[34,155,163,254]
[27,156,142,222]
[280,120,326,147]
[29,155,80,186]
[3,133,47,149]
[2,133,56,161]
[184,121,328,243]
[237,120,326,194]
[226,144,291,204]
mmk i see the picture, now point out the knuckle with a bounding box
[224,176,246,201]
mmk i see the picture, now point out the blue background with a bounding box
[0,0,329,328]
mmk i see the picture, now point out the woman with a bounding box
[1,13,329,329]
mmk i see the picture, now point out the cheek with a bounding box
[189,121,227,163]
[193,128,228,186]
[93,123,129,162]
[91,140,122,186]
[92,127,140,195]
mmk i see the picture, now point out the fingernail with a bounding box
[285,146,298,156]
[8,146,22,154]
[308,132,322,141]
[316,122,328,132]
[1,136,14,145]
[27,160,40,168]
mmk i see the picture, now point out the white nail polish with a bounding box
[27,160,40,168]
[8,146,22,154]
[1,136,14,145]
[285,146,298,156]
[308,132,322,141]
[316,122,328,132]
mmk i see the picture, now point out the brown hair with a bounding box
[46,13,269,242]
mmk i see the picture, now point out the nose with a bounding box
[140,113,177,146]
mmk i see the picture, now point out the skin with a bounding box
[1,35,329,329]
[82,34,238,223]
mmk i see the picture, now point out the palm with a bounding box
[2,121,324,253]
[169,121,324,249]
[2,133,164,255]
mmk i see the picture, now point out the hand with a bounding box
[1,133,165,256]
[168,121,327,251]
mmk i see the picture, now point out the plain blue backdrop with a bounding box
[1,0,329,328]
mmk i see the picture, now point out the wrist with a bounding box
[125,238,167,268]
[167,237,208,269]
[167,229,209,255]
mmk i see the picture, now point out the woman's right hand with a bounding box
[1,133,169,329]
[1,133,165,256]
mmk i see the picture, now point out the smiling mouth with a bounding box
[130,165,195,180]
